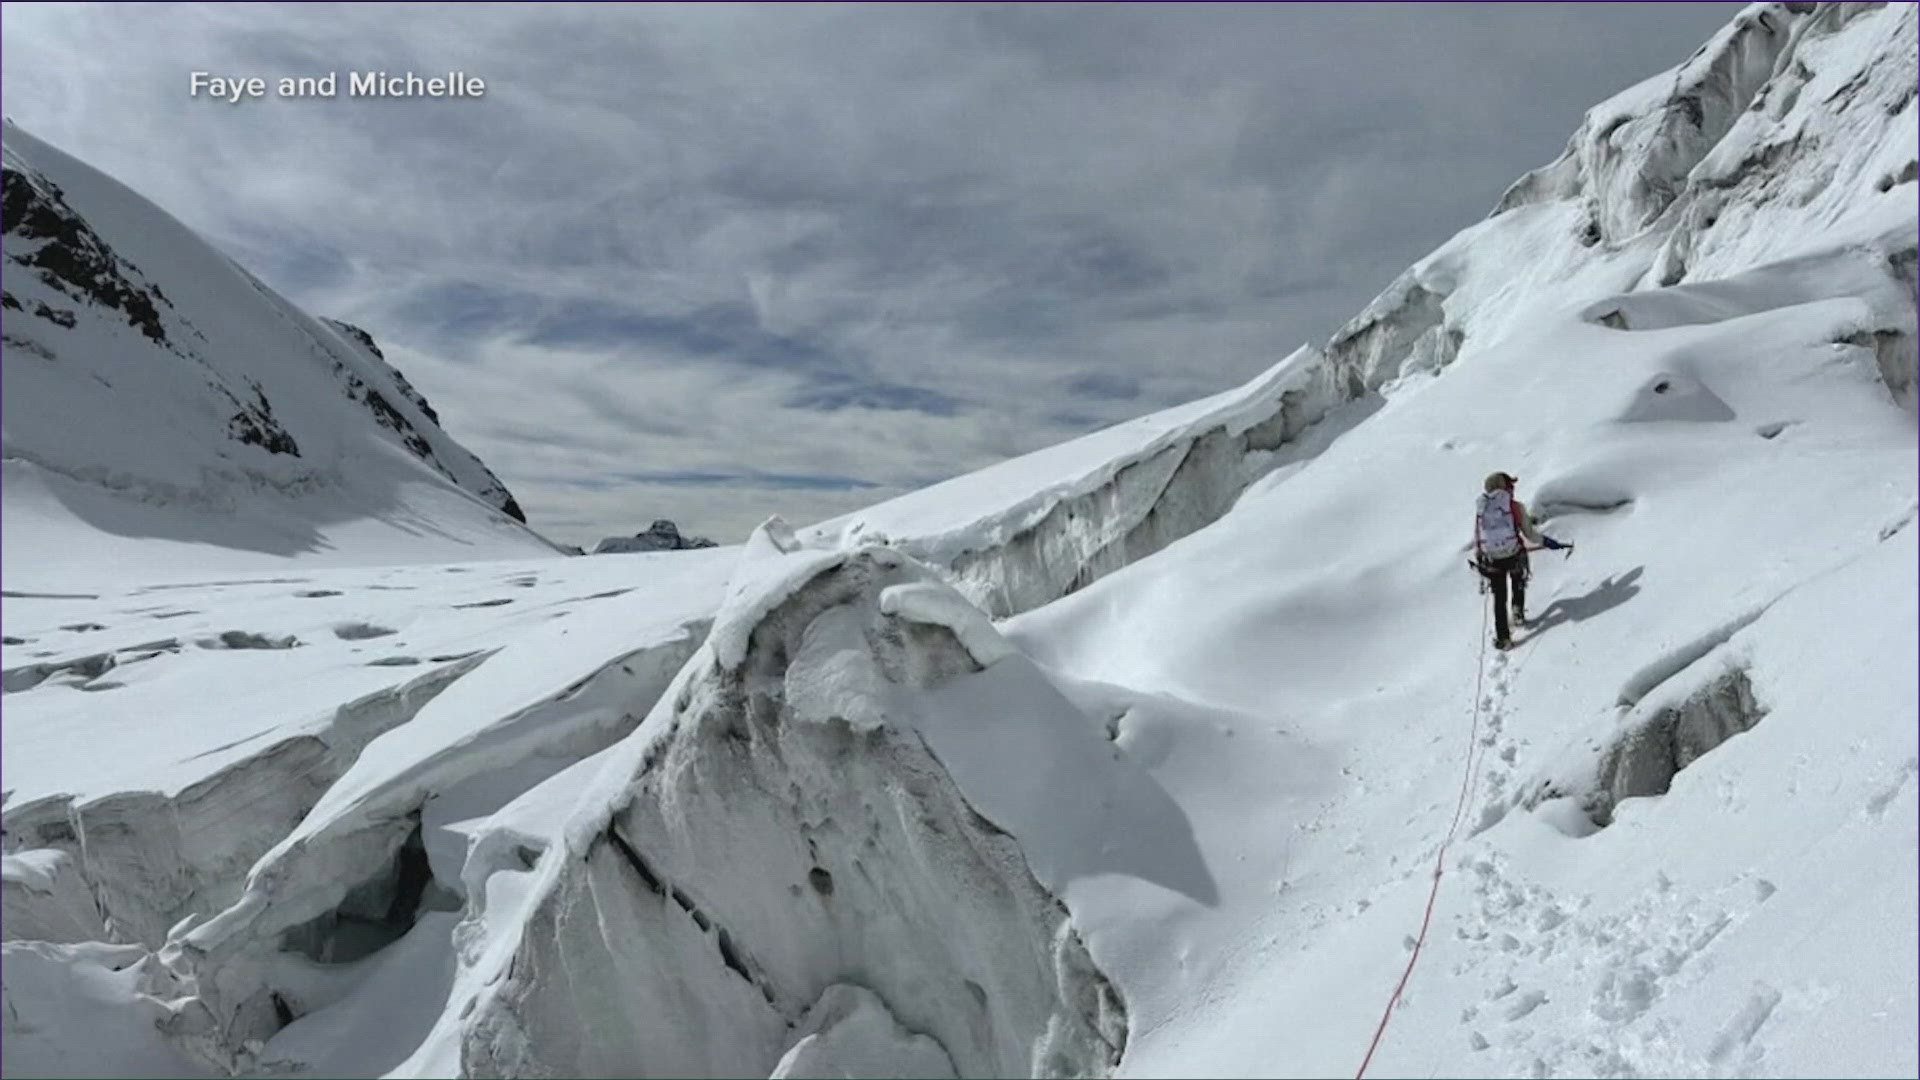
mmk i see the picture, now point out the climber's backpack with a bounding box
[1476,488,1523,560]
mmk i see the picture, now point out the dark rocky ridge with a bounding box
[591,518,717,553]
[2,162,173,347]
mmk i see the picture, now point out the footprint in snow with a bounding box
[295,590,343,598]
[1864,757,1917,817]
[1472,802,1507,836]
[1504,989,1548,1021]
[1708,984,1781,1063]
[367,656,422,667]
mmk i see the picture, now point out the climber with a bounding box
[1473,471,1570,650]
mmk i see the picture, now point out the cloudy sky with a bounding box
[2,2,1742,546]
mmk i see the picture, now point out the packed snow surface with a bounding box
[3,3,1915,1078]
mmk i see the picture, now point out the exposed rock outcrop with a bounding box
[591,519,718,554]
[320,318,527,523]
[2,156,177,348]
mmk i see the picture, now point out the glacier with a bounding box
[2,2,1915,1078]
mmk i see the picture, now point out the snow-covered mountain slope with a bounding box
[2,4,1913,1079]
[1340,0,1917,408]
[1,122,557,573]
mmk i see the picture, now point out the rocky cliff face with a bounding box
[319,318,527,524]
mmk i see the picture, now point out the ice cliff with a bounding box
[123,537,1129,1079]
[457,541,1126,1078]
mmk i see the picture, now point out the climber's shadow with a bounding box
[1527,565,1644,640]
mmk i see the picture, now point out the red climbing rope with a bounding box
[1354,596,1490,1079]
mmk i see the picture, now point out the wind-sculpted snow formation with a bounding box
[3,3,1916,1078]
[1,121,554,572]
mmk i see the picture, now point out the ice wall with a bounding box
[460,546,1126,1077]
[1,655,484,947]
[809,346,1368,619]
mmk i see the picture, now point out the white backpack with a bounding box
[1476,489,1522,559]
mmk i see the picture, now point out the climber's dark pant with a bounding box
[1479,551,1528,643]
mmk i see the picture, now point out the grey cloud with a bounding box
[611,470,881,491]
[1,1,1746,545]
[1065,372,1142,402]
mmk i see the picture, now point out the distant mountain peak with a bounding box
[590,518,717,554]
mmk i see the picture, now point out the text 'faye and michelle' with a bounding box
[189,72,486,103]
